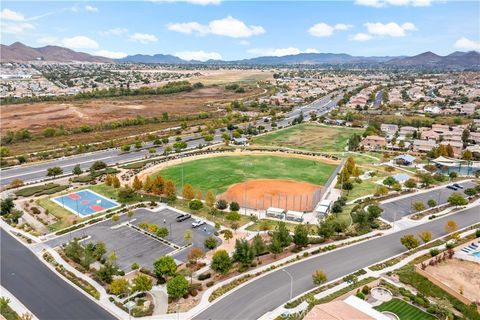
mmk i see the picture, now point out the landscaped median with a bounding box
[42,251,100,300]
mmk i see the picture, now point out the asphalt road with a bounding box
[0,228,117,320]
[194,204,480,320]
[0,91,342,188]
[380,181,476,222]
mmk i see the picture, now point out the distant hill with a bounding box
[1,42,478,68]
[116,53,185,64]
[386,51,480,67]
[0,42,113,63]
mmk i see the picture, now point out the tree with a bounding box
[165,180,177,201]
[258,220,271,231]
[112,176,121,188]
[143,176,154,193]
[211,250,232,274]
[166,275,189,299]
[383,176,397,187]
[205,190,216,208]
[73,164,83,176]
[111,214,120,222]
[229,201,240,212]
[464,188,478,197]
[9,178,23,189]
[412,201,426,212]
[47,167,63,178]
[153,256,177,280]
[118,187,135,203]
[182,184,195,201]
[233,239,254,266]
[216,199,228,210]
[132,176,143,191]
[418,230,432,243]
[427,199,437,208]
[445,220,458,234]
[223,230,233,243]
[105,174,113,186]
[448,193,468,206]
[252,234,266,256]
[204,235,218,249]
[109,278,130,296]
[404,178,417,189]
[90,161,107,172]
[318,217,336,239]
[312,270,327,285]
[275,221,292,248]
[184,230,193,245]
[268,234,283,257]
[367,204,383,220]
[293,224,309,248]
[400,234,419,250]
[156,227,169,238]
[132,274,153,293]
[187,247,205,264]
[375,185,389,196]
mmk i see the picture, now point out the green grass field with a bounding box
[252,124,363,153]
[152,155,337,195]
[374,298,437,320]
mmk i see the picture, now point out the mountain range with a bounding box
[1,42,479,68]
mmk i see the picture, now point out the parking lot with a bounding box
[380,181,475,222]
[45,206,219,270]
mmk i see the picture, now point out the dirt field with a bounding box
[422,259,480,303]
[1,86,262,132]
[220,179,322,211]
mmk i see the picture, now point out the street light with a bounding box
[282,269,293,301]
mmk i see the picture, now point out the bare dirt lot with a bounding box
[422,259,480,303]
[220,179,322,211]
[1,86,262,132]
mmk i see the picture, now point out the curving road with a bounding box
[0,228,117,320]
[194,204,480,320]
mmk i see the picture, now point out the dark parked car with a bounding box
[453,183,464,189]
[176,213,191,222]
[446,185,457,191]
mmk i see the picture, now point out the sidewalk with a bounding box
[0,286,39,320]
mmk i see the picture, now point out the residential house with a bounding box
[399,126,417,139]
[469,132,480,144]
[432,124,450,134]
[424,106,441,114]
[461,103,476,115]
[412,139,437,153]
[380,124,398,140]
[361,135,386,151]
[304,296,389,320]
[421,130,440,142]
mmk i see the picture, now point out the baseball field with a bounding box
[152,154,338,211]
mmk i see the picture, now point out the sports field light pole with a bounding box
[181,156,184,192]
[282,269,293,301]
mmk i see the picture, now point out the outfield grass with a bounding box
[374,298,436,320]
[252,124,363,153]
[152,155,337,195]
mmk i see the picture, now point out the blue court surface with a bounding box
[52,189,119,217]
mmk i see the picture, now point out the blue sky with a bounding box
[1,0,479,60]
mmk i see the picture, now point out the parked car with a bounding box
[192,218,206,228]
[176,213,191,222]
[453,183,464,189]
[446,185,457,191]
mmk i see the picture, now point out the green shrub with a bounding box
[189,199,203,210]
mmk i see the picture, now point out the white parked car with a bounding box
[192,218,206,228]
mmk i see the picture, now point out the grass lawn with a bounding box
[152,155,337,195]
[246,219,317,234]
[252,124,363,153]
[374,298,436,320]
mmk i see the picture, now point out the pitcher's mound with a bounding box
[220,179,322,212]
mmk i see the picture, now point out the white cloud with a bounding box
[0,8,25,21]
[355,0,432,7]
[1,22,34,34]
[308,22,352,37]
[85,5,99,12]
[454,37,480,51]
[129,33,158,44]
[62,36,99,49]
[175,50,222,61]
[248,47,319,57]
[152,0,221,4]
[99,28,129,36]
[95,49,128,59]
[351,33,373,41]
[168,16,265,38]
[364,22,417,37]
